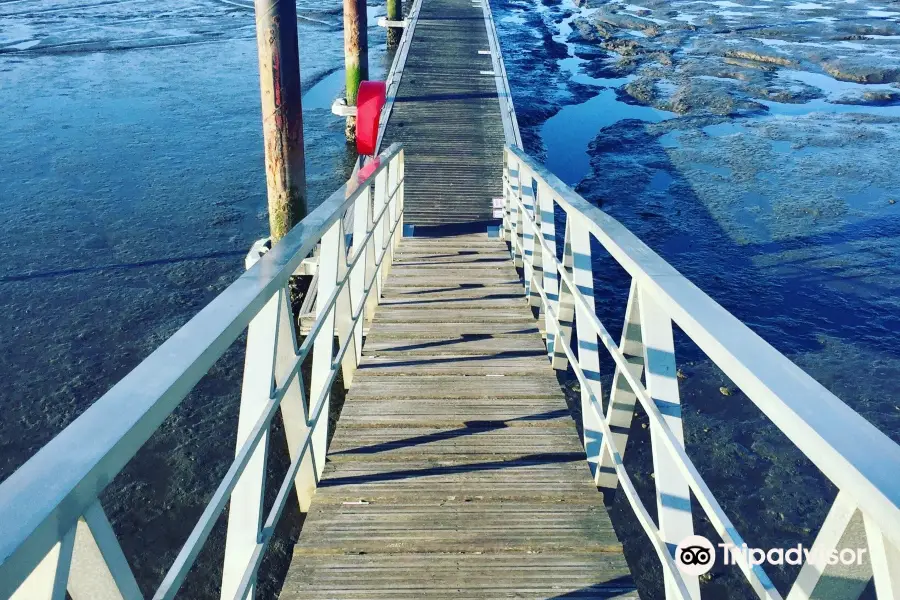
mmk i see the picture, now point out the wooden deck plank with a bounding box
[347,375,564,399]
[337,399,572,427]
[282,554,637,600]
[355,354,551,376]
[381,283,525,297]
[281,232,633,599]
[373,310,532,324]
[327,428,585,456]
[362,335,548,356]
[385,272,520,286]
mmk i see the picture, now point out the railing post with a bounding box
[350,186,372,368]
[597,280,645,492]
[537,181,560,359]
[569,218,605,483]
[506,155,522,263]
[333,216,359,388]
[272,288,318,514]
[365,169,388,322]
[504,155,524,267]
[502,149,512,243]
[522,172,542,310]
[397,150,405,244]
[551,217,575,370]
[639,288,699,600]
[514,165,525,269]
[377,165,393,286]
[310,220,342,480]
[221,288,280,599]
[384,159,400,277]
[363,185,379,326]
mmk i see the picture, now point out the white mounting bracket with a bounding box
[245,238,316,275]
[492,198,505,219]
[245,238,271,270]
[294,256,318,276]
[377,17,409,28]
[331,98,358,118]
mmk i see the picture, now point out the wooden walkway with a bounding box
[379,0,505,227]
[280,235,635,599]
[280,0,633,596]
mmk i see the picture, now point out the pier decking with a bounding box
[380,0,505,227]
[280,235,635,598]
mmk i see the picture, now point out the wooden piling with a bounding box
[254,0,308,241]
[343,0,369,140]
[386,0,401,47]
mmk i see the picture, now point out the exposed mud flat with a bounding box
[0,0,390,596]
[495,0,899,596]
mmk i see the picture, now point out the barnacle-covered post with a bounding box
[343,0,369,140]
[386,0,401,47]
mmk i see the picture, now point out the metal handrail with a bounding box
[0,144,406,599]
[504,144,900,599]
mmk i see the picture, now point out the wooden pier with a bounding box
[10,0,896,595]
[280,0,634,596]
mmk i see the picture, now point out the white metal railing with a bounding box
[0,144,405,600]
[503,144,900,600]
[480,0,522,149]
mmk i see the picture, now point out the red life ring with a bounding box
[356,80,386,156]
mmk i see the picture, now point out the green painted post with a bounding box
[253,0,308,242]
[386,0,401,47]
[343,0,369,140]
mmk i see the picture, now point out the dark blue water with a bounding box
[0,1,390,480]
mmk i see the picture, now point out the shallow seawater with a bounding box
[762,97,900,115]
[0,0,388,471]
[535,0,674,185]
[542,85,673,185]
[303,68,348,109]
